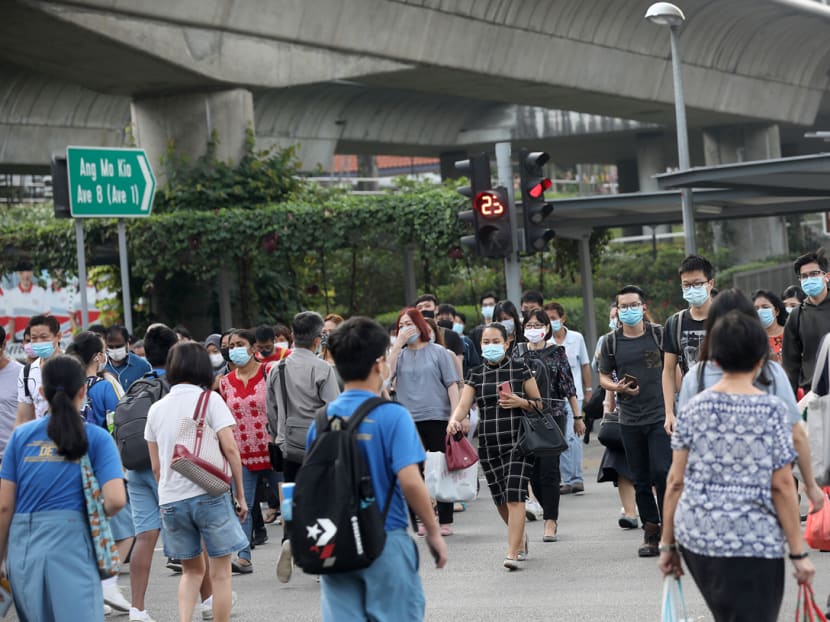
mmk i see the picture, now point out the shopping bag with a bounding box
[445,433,479,471]
[796,583,828,621]
[805,486,830,550]
[424,451,477,502]
[800,390,830,485]
[661,576,688,622]
[80,453,120,579]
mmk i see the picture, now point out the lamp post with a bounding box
[645,2,696,255]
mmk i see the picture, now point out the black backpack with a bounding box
[290,396,395,574]
[113,371,170,470]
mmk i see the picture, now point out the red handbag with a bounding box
[796,583,828,622]
[445,433,479,472]
[804,487,830,550]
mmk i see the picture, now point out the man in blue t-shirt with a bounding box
[105,325,151,392]
[306,317,448,622]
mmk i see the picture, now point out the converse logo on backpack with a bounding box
[306,518,339,567]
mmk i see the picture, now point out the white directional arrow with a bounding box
[316,518,338,546]
[137,153,154,212]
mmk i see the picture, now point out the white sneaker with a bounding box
[104,604,112,616]
[103,582,131,612]
[201,591,238,620]
[524,497,543,521]
[276,540,293,583]
[129,608,156,622]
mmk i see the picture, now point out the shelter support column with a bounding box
[578,234,598,356]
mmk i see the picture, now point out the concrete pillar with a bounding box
[702,125,789,262]
[130,88,255,180]
[636,134,671,238]
[578,234,598,355]
[356,154,378,191]
[616,158,641,237]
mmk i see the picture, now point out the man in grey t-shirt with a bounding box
[599,285,670,559]
[0,327,23,459]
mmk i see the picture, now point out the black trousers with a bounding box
[620,421,671,525]
[529,414,565,521]
[409,419,454,527]
[681,547,784,622]
[281,459,303,542]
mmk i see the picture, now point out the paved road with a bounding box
[7,441,830,620]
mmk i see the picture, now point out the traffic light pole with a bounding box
[495,142,521,304]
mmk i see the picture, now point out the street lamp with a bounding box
[645,2,696,255]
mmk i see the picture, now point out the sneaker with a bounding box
[276,540,293,583]
[524,497,543,521]
[638,522,661,558]
[129,608,156,622]
[618,515,639,530]
[166,558,182,573]
[559,484,574,495]
[231,558,253,574]
[201,591,238,620]
[103,582,131,612]
[104,604,112,616]
[252,530,269,546]
[571,482,585,495]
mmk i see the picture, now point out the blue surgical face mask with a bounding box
[229,346,251,366]
[452,323,464,335]
[801,276,825,298]
[481,343,506,363]
[31,341,55,359]
[757,308,775,328]
[481,305,495,320]
[406,332,420,345]
[618,307,644,326]
[608,319,618,330]
[551,320,562,332]
[500,319,515,335]
[682,285,709,307]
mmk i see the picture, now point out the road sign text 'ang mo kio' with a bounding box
[66,147,156,218]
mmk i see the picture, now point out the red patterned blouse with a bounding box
[219,364,272,471]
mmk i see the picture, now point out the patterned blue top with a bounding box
[672,390,796,559]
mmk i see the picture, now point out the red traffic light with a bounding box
[474,190,507,220]
[528,178,552,199]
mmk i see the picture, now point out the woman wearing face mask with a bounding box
[752,290,788,363]
[389,308,460,535]
[21,326,37,364]
[218,329,282,574]
[518,309,579,541]
[447,323,544,570]
[492,300,524,352]
[781,285,805,315]
[65,331,135,613]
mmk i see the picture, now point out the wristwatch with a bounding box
[658,543,678,553]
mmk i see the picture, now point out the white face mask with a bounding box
[209,353,225,369]
[97,354,107,373]
[107,347,128,363]
[523,328,546,344]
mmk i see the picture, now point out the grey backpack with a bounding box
[113,372,170,470]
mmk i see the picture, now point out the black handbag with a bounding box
[597,410,623,450]
[516,405,568,457]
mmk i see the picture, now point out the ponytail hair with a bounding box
[42,355,88,460]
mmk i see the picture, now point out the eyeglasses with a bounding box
[800,270,825,280]
[524,323,546,329]
[617,302,643,311]
[681,281,709,290]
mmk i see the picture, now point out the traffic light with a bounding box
[455,154,513,258]
[519,149,555,253]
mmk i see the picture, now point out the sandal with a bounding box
[543,520,558,542]
[263,508,278,524]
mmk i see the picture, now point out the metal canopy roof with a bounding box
[548,153,830,239]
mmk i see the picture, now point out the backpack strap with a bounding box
[278,359,290,424]
[22,362,32,399]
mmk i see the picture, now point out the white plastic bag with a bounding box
[801,390,830,485]
[424,451,477,502]
[661,576,688,622]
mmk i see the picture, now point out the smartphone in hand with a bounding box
[623,374,638,389]
[498,381,511,397]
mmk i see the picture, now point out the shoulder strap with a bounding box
[278,359,290,419]
[673,310,685,353]
[23,362,31,399]
[314,405,330,436]
[648,322,664,351]
[344,397,388,434]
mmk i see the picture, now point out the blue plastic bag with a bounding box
[661,576,688,622]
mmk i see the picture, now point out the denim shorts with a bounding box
[160,494,248,560]
[126,468,160,534]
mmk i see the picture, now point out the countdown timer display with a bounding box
[474,190,507,220]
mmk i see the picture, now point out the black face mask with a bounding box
[436,319,453,330]
[421,310,435,319]
[260,349,273,358]
[220,347,230,362]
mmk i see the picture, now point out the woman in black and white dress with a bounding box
[447,322,542,570]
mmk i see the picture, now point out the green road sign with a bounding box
[66,147,156,217]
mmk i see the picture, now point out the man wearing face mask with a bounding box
[254,324,291,364]
[15,314,63,426]
[470,292,499,357]
[783,249,830,394]
[105,325,151,392]
[599,286,669,558]
[266,311,340,582]
[662,255,714,435]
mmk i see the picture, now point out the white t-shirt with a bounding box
[17,357,49,419]
[145,384,236,505]
[0,358,23,457]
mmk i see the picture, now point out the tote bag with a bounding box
[424,451,477,502]
[80,453,120,579]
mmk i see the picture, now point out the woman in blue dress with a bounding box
[0,354,126,621]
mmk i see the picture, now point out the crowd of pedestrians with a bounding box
[0,248,828,621]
